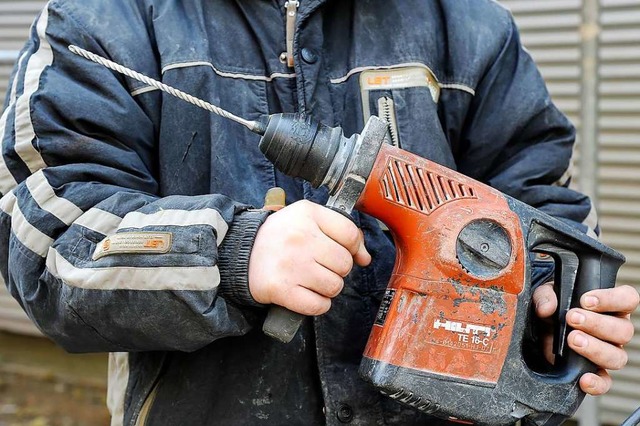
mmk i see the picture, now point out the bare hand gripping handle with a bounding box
[259,187,306,343]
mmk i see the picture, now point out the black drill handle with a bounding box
[262,306,305,343]
[548,250,622,383]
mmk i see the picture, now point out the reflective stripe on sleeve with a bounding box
[119,208,229,245]
[12,202,54,257]
[0,50,29,195]
[26,170,83,225]
[46,247,220,291]
[12,5,51,174]
[75,207,123,236]
[0,191,17,216]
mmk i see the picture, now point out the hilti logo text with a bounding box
[433,319,492,337]
[433,318,493,347]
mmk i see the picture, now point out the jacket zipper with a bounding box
[284,1,300,68]
[376,95,402,232]
[377,96,401,148]
[134,382,160,426]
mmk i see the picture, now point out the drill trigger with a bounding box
[533,244,579,358]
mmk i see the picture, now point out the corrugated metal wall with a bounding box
[0,1,44,98]
[502,0,640,424]
[0,0,45,336]
[598,0,640,424]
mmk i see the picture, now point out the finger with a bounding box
[298,265,345,299]
[567,308,635,346]
[580,285,640,314]
[541,332,555,364]
[579,370,613,396]
[568,330,629,370]
[313,206,369,259]
[312,235,354,277]
[532,282,557,319]
[274,285,332,316]
[353,230,372,267]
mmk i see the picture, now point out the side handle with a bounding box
[534,244,578,358]
[551,250,624,380]
[262,307,305,343]
[528,220,625,383]
[260,187,305,343]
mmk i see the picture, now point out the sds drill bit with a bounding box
[68,45,266,135]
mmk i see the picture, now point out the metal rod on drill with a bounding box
[68,45,266,135]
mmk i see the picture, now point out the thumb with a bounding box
[533,282,557,319]
[353,230,371,267]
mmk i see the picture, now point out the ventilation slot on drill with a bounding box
[383,389,438,414]
[381,158,477,215]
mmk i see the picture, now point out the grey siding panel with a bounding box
[505,1,585,134]
[0,286,40,336]
[0,0,46,336]
[500,0,585,172]
[0,60,16,102]
[599,1,640,422]
[503,0,640,424]
[0,0,43,108]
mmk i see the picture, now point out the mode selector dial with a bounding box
[456,220,512,278]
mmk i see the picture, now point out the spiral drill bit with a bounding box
[68,45,266,135]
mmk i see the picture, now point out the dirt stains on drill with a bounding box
[448,278,508,316]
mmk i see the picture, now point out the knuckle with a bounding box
[339,254,354,277]
[297,199,314,210]
[616,351,629,370]
[308,299,330,316]
[291,200,315,218]
[288,227,309,243]
[629,286,640,309]
[343,225,361,249]
[607,349,628,370]
[277,284,296,306]
[534,282,552,297]
[274,257,295,275]
[591,378,606,395]
[328,277,344,297]
[622,322,635,344]
[613,285,639,307]
[593,380,608,395]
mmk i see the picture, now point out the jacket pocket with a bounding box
[359,66,456,168]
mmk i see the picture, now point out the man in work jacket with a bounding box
[1,0,638,425]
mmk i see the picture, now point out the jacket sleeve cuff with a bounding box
[218,209,271,308]
[531,257,555,289]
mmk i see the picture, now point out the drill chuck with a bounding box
[258,113,341,187]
